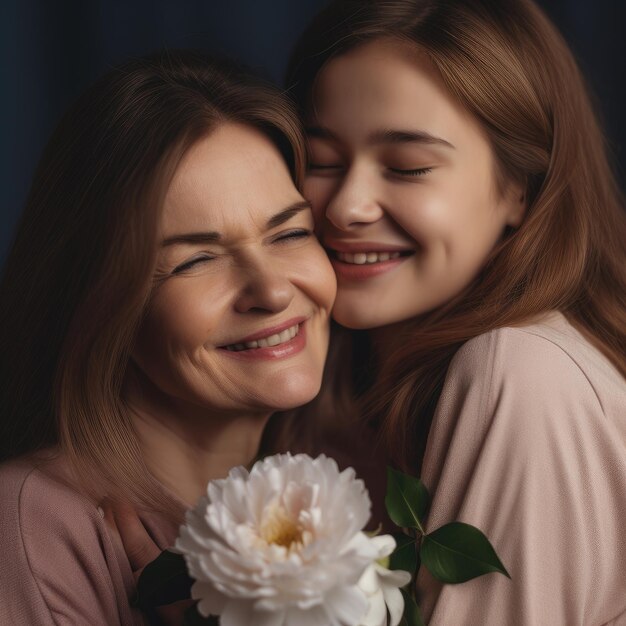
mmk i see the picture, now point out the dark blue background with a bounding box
[2,1,624,264]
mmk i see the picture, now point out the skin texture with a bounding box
[304,38,524,330]
[124,122,336,504]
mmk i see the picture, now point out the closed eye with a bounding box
[307,163,343,171]
[388,167,432,177]
[274,229,312,243]
[172,254,215,274]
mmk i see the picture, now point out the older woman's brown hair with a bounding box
[287,0,626,471]
[0,50,306,514]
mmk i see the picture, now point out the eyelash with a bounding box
[308,163,432,177]
[308,163,341,170]
[274,229,312,242]
[172,254,214,274]
[389,167,432,177]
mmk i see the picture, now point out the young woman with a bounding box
[0,50,336,624]
[287,0,626,623]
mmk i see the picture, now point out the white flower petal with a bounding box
[324,585,369,626]
[359,588,387,626]
[382,585,405,626]
[286,604,334,626]
[220,599,256,626]
[358,565,380,595]
[370,534,397,558]
[191,582,225,617]
[253,609,288,626]
[376,565,412,588]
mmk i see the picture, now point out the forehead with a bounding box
[161,123,300,236]
[311,38,484,149]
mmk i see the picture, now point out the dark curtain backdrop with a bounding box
[2,0,624,265]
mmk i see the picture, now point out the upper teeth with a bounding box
[337,251,401,264]
[225,323,299,351]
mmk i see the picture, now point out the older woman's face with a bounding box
[132,123,336,415]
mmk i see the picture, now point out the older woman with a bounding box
[0,50,336,625]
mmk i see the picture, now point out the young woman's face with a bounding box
[132,123,336,415]
[304,39,524,329]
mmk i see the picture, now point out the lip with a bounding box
[218,319,307,361]
[324,240,414,281]
[330,255,409,280]
[220,316,308,346]
[324,239,415,254]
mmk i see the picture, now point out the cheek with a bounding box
[291,245,337,310]
[389,182,493,249]
[135,282,224,364]
[440,187,508,258]
[384,187,446,245]
[398,190,507,284]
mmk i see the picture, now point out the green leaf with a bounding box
[385,467,429,531]
[183,603,219,625]
[389,532,418,575]
[420,522,511,584]
[134,550,194,609]
[399,589,425,626]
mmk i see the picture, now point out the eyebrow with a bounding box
[306,126,455,149]
[161,200,312,247]
[370,129,455,149]
[266,200,312,229]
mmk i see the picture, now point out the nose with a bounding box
[324,167,384,231]
[233,263,295,314]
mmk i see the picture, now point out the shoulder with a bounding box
[451,312,583,382]
[431,312,626,465]
[446,311,620,416]
[0,453,122,625]
[0,453,108,578]
[0,452,103,530]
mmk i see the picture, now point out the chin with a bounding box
[332,293,451,330]
[332,303,395,330]
[264,370,323,410]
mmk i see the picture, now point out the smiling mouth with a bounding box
[332,250,413,265]
[222,323,301,352]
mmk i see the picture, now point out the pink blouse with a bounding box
[417,312,626,624]
[0,456,179,625]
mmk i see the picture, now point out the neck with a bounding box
[123,367,270,506]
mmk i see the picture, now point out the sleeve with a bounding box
[415,329,626,625]
[0,462,135,625]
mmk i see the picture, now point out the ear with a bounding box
[503,180,527,227]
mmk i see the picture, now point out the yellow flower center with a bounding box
[377,555,390,569]
[260,503,304,549]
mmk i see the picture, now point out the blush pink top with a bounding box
[0,456,180,625]
[416,312,626,625]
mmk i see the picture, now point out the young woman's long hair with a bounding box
[0,50,306,515]
[287,0,626,471]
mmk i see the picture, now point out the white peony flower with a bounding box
[175,453,386,626]
[357,535,412,626]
